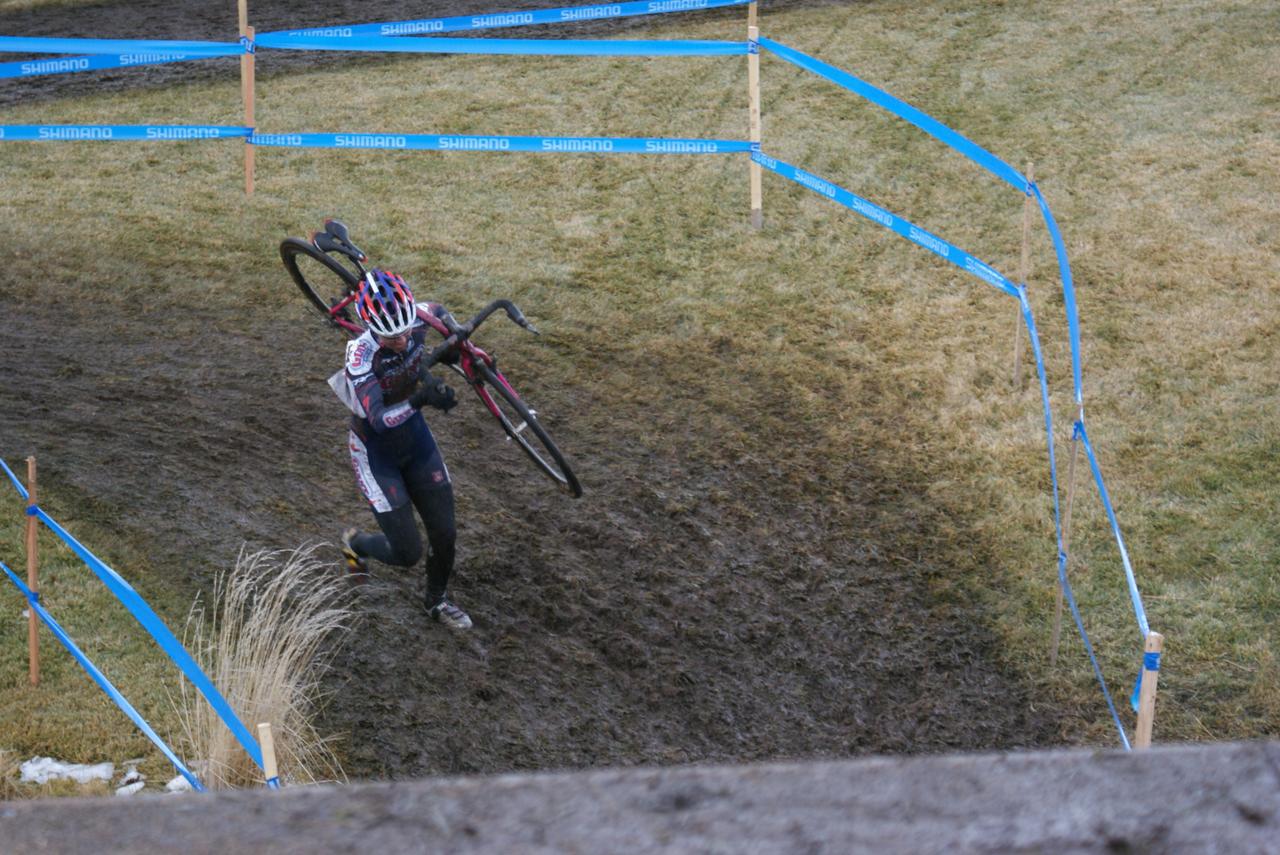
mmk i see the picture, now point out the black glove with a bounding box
[409,371,457,412]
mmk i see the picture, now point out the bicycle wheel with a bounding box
[280,237,363,337]
[474,361,583,498]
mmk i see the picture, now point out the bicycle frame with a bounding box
[416,310,524,426]
[327,291,363,337]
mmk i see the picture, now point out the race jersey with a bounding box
[328,302,450,438]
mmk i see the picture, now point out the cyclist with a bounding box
[329,268,472,630]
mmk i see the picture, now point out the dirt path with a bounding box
[0,0,1059,779]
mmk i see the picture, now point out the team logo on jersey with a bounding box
[346,338,375,375]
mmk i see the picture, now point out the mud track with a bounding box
[0,1,1058,778]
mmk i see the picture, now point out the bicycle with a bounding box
[281,219,583,499]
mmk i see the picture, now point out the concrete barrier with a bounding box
[2,741,1277,852]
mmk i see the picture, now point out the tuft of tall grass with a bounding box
[173,544,350,789]
[0,749,17,800]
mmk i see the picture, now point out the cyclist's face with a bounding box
[378,331,410,353]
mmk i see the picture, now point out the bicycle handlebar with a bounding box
[424,299,539,366]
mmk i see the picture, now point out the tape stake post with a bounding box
[1012,162,1033,389]
[747,23,763,229]
[258,722,280,789]
[25,457,39,686]
[1051,427,1080,667]
[1135,631,1164,748]
[239,3,256,196]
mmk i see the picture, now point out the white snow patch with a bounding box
[20,756,114,785]
[165,774,194,793]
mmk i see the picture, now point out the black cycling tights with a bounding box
[353,482,456,603]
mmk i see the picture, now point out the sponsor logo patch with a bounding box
[541,138,614,152]
[648,0,707,12]
[39,126,111,140]
[381,21,445,35]
[21,57,90,75]
[287,27,352,37]
[121,52,188,66]
[909,225,950,258]
[561,5,622,21]
[645,140,719,153]
[472,13,534,27]
[146,126,221,140]
[336,134,407,149]
[441,136,510,150]
[347,339,374,375]
[252,133,303,146]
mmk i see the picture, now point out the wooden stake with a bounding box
[1012,162,1034,388]
[748,21,763,229]
[258,722,280,788]
[239,0,256,196]
[25,456,39,686]
[1134,631,1164,749]
[1050,432,1080,667]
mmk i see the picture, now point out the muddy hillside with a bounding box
[0,0,1059,779]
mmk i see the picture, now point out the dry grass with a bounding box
[0,748,18,799]
[173,545,351,789]
[0,491,197,795]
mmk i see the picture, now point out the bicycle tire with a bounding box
[474,361,583,498]
[280,237,363,337]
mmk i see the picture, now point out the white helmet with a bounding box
[356,269,417,338]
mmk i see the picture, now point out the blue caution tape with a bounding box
[758,37,1026,191]
[0,51,217,80]
[753,151,1020,299]
[254,32,748,56]
[264,0,752,39]
[0,125,252,142]
[1032,185,1084,409]
[29,507,265,772]
[249,131,751,153]
[1017,292,1130,750]
[759,36,1088,413]
[0,457,29,501]
[1,559,206,792]
[1130,650,1162,712]
[0,36,245,57]
[1074,420,1150,639]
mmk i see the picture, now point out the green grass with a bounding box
[1,0,1277,778]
